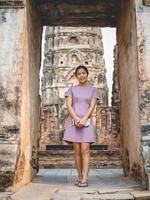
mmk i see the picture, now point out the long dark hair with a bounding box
[75,65,89,76]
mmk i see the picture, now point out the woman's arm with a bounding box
[66,96,80,121]
[85,98,97,119]
[79,98,97,126]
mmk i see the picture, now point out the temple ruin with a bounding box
[0,0,150,192]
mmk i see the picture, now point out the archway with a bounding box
[0,0,149,191]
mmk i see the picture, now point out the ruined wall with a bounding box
[0,4,24,191]
[111,45,120,108]
[135,0,150,186]
[117,0,144,182]
[14,0,42,190]
[0,0,42,191]
[96,107,120,149]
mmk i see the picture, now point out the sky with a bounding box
[40,26,46,95]
[101,28,116,105]
[40,27,116,105]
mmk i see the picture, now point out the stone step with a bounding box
[46,144,108,150]
[9,189,150,200]
[38,149,121,168]
[0,192,12,200]
[9,169,150,200]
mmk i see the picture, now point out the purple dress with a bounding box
[63,85,100,144]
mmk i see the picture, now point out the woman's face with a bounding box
[76,68,88,84]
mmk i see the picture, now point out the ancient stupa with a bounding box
[40,26,108,149]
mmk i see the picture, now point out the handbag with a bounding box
[72,118,90,127]
[84,118,90,127]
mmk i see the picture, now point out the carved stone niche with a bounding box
[143,0,150,6]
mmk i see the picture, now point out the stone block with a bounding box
[130,190,150,199]
[53,191,81,200]
[82,193,134,200]
[0,1,24,8]
[0,192,12,200]
[82,194,100,200]
[143,0,150,6]
[99,193,134,200]
[148,173,150,190]
[0,144,18,171]
[0,171,14,192]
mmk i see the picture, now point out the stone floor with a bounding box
[2,168,150,200]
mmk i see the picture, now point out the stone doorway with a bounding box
[38,25,121,169]
[0,0,150,192]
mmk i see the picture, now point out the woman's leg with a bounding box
[73,142,83,180]
[81,142,90,182]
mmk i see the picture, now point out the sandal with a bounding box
[78,181,88,187]
[74,179,81,186]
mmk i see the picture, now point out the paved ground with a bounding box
[1,168,150,200]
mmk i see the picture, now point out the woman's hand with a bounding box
[74,117,83,128]
[75,120,83,128]
[79,117,87,126]
[74,117,81,127]
[75,117,87,128]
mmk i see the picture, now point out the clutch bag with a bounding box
[84,118,90,127]
[72,118,90,127]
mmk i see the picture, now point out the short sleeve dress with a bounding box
[63,85,100,144]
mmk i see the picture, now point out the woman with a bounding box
[63,65,100,187]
